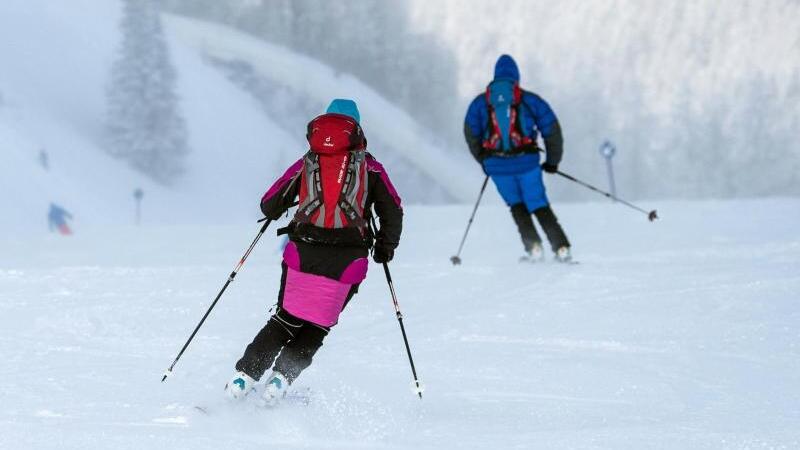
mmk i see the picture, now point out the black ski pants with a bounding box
[235,265,359,384]
[510,203,570,252]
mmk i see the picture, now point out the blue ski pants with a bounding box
[490,166,549,212]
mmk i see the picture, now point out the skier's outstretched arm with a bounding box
[260,158,302,219]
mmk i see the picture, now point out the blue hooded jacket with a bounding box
[463,54,563,176]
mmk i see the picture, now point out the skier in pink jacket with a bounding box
[224,99,403,406]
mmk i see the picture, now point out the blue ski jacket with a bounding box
[464,55,564,176]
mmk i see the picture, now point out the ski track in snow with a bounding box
[1,200,799,449]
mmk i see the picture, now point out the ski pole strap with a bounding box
[276,223,295,236]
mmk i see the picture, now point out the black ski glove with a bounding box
[541,162,558,173]
[373,244,394,264]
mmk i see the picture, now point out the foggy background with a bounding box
[1,0,798,231]
[165,0,800,199]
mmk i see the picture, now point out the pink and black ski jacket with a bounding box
[259,153,403,327]
[260,152,402,250]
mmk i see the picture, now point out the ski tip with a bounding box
[450,255,462,266]
[648,210,658,222]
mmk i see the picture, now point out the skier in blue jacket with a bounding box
[47,203,73,235]
[464,54,571,262]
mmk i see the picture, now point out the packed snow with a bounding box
[1,199,798,449]
[1,0,798,448]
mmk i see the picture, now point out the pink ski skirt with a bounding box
[280,242,368,327]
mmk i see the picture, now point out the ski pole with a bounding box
[450,175,490,265]
[161,219,272,382]
[555,170,658,222]
[368,215,424,399]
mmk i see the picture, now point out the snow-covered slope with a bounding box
[0,0,297,234]
[1,199,798,448]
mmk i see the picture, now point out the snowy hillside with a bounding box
[1,199,798,448]
[163,14,480,203]
[0,0,301,233]
[0,0,489,237]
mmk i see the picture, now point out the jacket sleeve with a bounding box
[366,157,403,250]
[463,94,488,163]
[522,92,564,166]
[260,158,303,220]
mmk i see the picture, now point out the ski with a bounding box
[518,257,579,265]
[192,387,313,415]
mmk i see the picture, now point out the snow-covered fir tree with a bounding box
[107,0,189,184]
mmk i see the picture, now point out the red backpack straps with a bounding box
[336,150,368,229]
[482,81,533,152]
[482,86,501,150]
[294,151,368,230]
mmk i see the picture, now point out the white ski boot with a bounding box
[261,371,289,407]
[554,246,572,263]
[520,242,545,263]
[224,371,256,400]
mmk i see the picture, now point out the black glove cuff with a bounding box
[542,163,558,173]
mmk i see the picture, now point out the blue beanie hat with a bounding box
[493,54,520,82]
[326,98,361,123]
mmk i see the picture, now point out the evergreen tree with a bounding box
[107,0,189,184]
